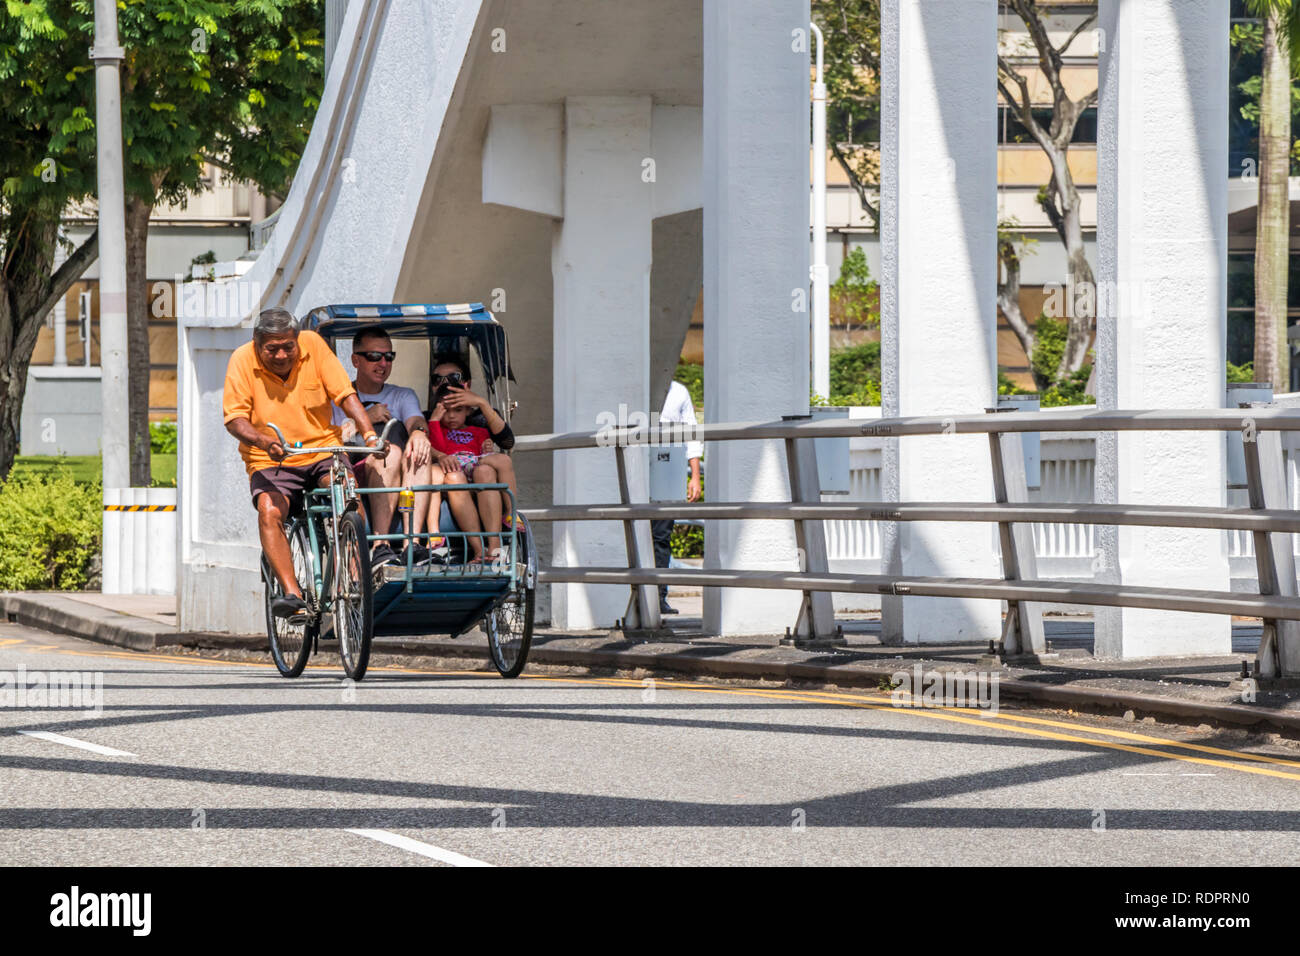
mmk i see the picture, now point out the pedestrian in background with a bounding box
[652,380,703,615]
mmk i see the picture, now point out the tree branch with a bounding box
[1059,12,1098,58]
[1009,0,1063,91]
[1038,179,1068,246]
[830,139,879,230]
[997,57,1051,149]
[998,235,1036,367]
[30,229,98,326]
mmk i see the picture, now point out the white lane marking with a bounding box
[17,730,137,758]
[345,829,493,867]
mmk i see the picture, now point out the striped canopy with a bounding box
[304,303,515,383]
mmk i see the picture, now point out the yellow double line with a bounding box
[6,636,1300,781]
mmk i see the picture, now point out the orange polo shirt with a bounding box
[222,329,358,476]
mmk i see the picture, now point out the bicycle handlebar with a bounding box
[266,417,400,462]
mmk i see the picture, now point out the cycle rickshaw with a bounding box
[259,303,537,681]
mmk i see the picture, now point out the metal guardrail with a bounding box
[513,407,1300,677]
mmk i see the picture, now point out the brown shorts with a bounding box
[249,459,333,514]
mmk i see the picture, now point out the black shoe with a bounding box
[407,545,431,566]
[271,595,309,624]
[371,543,399,568]
[659,599,678,615]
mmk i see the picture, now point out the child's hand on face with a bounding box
[430,402,445,422]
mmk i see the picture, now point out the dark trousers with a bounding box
[651,518,675,600]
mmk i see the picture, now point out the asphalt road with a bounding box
[2,621,1300,867]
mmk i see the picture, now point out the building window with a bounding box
[1227,251,1300,387]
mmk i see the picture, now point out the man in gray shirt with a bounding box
[332,328,434,565]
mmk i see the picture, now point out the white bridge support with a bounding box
[879,0,1001,644]
[483,98,702,629]
[1094,0,1231,658]
[702,0,812,636]
[178,0,485,633]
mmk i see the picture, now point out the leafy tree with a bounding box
[0,3,102,481]
[996,216,1042,383]
[1239,1,1300,390]
[830,246,879,332]
[997,0,1098,384]
[813,0,881,229]
[0,0,323,482]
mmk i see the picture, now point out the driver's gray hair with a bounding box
[253,307,299,343]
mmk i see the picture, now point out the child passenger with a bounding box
[429,386,519,561]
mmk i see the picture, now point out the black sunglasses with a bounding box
[432,371,466,386]
[357,350,396,363]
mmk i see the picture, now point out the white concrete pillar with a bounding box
[117,487,135,595]
[483,98,701,630]
[879,0,1001,644]
[702,0,811,636]
[551,97,655,629]
[146,487,176,595]
[102,487,121,594]
[1094,0,1231,658]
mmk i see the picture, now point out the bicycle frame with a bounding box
[265,420,397,619]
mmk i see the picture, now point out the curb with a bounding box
[5,593,1299,736]
[0,594,169,653]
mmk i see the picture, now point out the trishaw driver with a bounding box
[223,308,378,622]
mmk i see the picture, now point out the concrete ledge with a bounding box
[0,593,172,653]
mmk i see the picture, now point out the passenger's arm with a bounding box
[338,393,378,446]
[404,413,431,468]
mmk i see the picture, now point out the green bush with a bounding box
[1031,314,1067,386]
[675,362,704,412]
[830,341,880,396]
[997,371,1027,396]
[670,522,703,558]
[0,471,101,590]
[1227,360,1256,383]
[830,247,880,330]
[812,341,882,406]
[149,421,178,454]
[1041,364,1093,407]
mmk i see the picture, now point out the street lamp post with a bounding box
[92,0,130,591]
[810,21,830,401]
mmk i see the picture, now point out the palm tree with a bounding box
[1246,0,1300,389]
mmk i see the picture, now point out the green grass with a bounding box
[11,454,177,486]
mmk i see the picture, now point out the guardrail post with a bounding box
[987,409,1046,657]
[783,416,837,644]
[615,445,661,631]
[1241,415,1299,677]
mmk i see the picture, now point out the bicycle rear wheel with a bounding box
[263,520,317,678]
[485,586,534,678]
[333,510,374,680]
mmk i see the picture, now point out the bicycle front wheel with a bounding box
[263,520,317,678]
[333,510,374,681]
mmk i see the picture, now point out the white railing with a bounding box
[823,407,1300,594]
